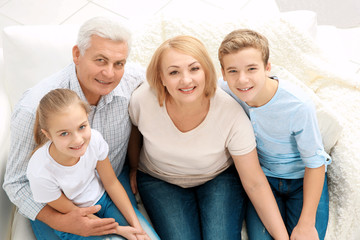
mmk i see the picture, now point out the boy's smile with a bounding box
[221,48,276,107]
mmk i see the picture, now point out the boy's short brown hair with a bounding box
[218,29,270,68]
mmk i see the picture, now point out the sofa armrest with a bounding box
[0,48,14,240]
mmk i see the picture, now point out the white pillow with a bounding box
[2,25,79,108]
[280,10,318,39]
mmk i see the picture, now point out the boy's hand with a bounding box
[290,223,319,240]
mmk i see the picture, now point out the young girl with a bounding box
[27,88,151,240]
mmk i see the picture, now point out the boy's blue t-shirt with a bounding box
[219,77,331,179]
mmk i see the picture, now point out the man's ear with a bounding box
[72,45,81,65]
[41,129,52,141]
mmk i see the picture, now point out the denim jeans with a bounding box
[137,165,247,240]
[30,165,160,240]
[245,174,329,240]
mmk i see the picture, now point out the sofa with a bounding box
[1,1,360,239]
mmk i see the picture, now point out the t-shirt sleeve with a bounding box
[27,168,61,204]
[91,129,109,161]
[227,109,257,156]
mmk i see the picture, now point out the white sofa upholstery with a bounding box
[1,3,360,239]
[0,48,13,240]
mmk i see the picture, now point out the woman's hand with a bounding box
[130,167,138,194]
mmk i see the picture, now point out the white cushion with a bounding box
[11,211,36,240]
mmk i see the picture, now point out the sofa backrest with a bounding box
[2,25,79,108]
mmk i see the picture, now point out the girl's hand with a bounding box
[136,232,151,240]
[130,167,138,194]
[116,226,143,240]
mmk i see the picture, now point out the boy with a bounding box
[218,29,330,240]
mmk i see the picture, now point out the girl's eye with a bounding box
[249,67,257,71]
[169,71,178,75]
[191,67,200,71]
[79,125,86,130]
[228,70,237,73]
[60,132,68,137]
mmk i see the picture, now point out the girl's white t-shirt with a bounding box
[27,129,108,207]
[129,83,256,188]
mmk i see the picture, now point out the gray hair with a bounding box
[76,16,132,55]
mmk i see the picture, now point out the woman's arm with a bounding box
[290,165,325,240]
[232,148,289,240]
[127,124,143,194]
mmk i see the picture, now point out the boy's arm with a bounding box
[291,100,328,239]
[290,165,325,240]
[96,157,142,230]
[127,124,143,194]
[232,148,289,240]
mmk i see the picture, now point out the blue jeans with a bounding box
[245,174,329,240]
[30,165,160,240]
[137,165,247,240]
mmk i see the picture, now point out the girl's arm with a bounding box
[232,148,289,240]
[96,157,143,231]
[290,165,325,240]
[47,193,98,220]
[127,124,143,194]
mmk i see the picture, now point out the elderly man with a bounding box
[3,17,158,240]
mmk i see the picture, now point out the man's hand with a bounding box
[37,205,118,236]
[63,205,119,236]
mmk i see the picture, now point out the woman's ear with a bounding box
[41,129,52,140]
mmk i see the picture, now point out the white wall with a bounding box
[275,0,360,28]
